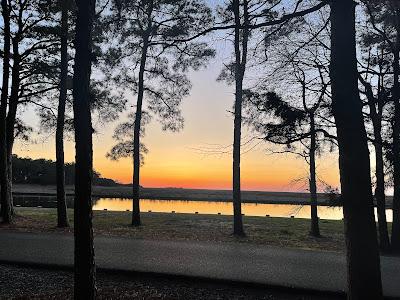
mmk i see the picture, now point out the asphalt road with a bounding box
[0,232,399,297]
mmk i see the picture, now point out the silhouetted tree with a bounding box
[390,4,400,253]
[0,0,11,223]
[358,0,400,253]
[232,0,248,236]
[29,0,125,228]
[104,0,215,226]
[363,0,400,252]
[72,0,96,298]
[244,8,334,237]
[0,0,57,220]
[217,0,329,236]
[243,62,334,237]
[56,0,72,228]
[358,57,391,251]
[216,0,250,236]
[330,0,382,298]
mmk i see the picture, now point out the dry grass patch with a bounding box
[1,207,346,252]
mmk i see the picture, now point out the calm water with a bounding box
[14,195,394,222]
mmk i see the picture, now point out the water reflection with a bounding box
[13,195,393,222]
[92,198,393,222]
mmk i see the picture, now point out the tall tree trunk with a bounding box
[56,0,70,228]
[132,5,152,226]
[0,0,11,223]
[232,0,248,236]
[132,38,149,227]
[72,0,96,298]
[5,36,22,219]
[391,7,400,253]
[360,68,390,251]
[309,114,320,237]
[330,1,382,298]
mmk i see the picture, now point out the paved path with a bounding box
[0,232,399,297]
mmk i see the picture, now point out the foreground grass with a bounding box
[0,207,347,252]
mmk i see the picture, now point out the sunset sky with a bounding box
[14,53,340,192]
[13,1,341,192]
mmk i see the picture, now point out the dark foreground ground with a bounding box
[0,264,343,300]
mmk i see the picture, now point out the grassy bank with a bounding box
[1,207,347,252]
[12,184,337,205]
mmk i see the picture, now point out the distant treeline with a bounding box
[12,155,119,187]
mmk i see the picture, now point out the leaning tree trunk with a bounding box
[330,1,382,298]
[391,10,400,252]
[72,0,96,298]
[309,114,320,237]
[0,0,11,223]
[56,0,70,228]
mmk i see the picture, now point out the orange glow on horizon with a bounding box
[13,48,342,193]
[13,135,340,192]
[12,59,342,193]
[90,145,340,192]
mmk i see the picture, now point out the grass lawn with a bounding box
[0,207,348,252]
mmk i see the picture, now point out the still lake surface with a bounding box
[14,195,394,222]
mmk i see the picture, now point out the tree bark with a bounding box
[361,71,390,251]
[5,30,22,219]
[56,0,70,228]
[309,113,320,237]
[132,3,153,227]
[132,37,148,226]
[391,6,400,253]
[330,1,382,298]
[131,43,147,227]
[373,124,390,251]
[232,0,248,236]
[0,0,11,223]
[72,0,96,298]
[368,105,390,252]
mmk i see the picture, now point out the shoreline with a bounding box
[12,184,393,207]
[13,184,334,205]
